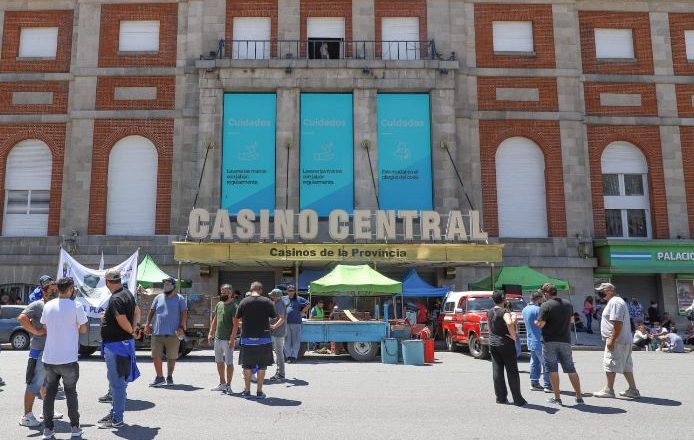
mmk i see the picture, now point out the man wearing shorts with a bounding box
[17,279,61,427]
[593,283,640,399]
[231,284,278,400]
[144,277,187,387]
[208,284,237,394]
[535,283,584,406]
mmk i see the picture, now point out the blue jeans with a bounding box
[529,345,551,388]
[542,341,577,374]
[104,348,128,423]
[585,313,593,333]
[284,324,302,359]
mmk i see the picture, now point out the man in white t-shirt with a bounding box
[593,283,640,399]
[40,277,88,439]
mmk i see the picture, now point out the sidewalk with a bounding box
[571,331,604,351]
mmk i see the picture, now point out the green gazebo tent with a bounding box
[137,254,192,288]
[469,266,569,292]
[309,264,402,295]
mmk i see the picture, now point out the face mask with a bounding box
[220,295,229,302]
[164,285,175,294]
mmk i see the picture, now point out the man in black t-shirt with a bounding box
[231,287,278,400]
[535,283,583,406]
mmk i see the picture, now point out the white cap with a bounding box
[595,282,616,291]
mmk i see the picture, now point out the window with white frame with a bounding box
[18,27,59,58]
[232,17,271,59]
[495,137,548,238]
[492,21,534,53]
[3,140,51,236]
[106,136,158,235]
[307,17,345,59]
[601,142,650,238]
[594,28,634,59]
[381,17,420,60]
[685,30,694,61]
[118,20,160,52]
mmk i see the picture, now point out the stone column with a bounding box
[427,0,451,57]
[196,73,224,215]
[353,88,378,209]
[276,88,300,210]
[431,88,458,211]
[661,126,690,238]
[278,0,301,58]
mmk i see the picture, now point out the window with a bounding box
[232,17,271,60]
[601,142,650,238]
[492,21,534,53]
[18,27,59,58]
[381,17,420,60]
[443,301,455,313]
[468,298,495,312]
[307,17,345,59]
[3,140,51,236]
[594,28,634,59]
[496,137,548,238]
[686,30,694,61]
[118,20,160,52]
[106,136,157,235]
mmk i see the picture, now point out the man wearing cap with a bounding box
[208,284,238,393]
[144,276,187,387]
[593,283,640,399]
[268,289,287,382]
[40,277,88,439]
[18,279,62,428]
[283,285,309,363]
[98,269,139,430]
[29,275,53,303]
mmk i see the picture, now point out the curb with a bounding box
[571,345,604,351]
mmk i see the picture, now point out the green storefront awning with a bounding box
[594,240,694,274]
[469,266,570,292]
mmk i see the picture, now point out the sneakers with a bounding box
[619,388,641,399]
[0,377,5,386]
[543,387,553,394]
[42,428,55,439]
[166,376,174,386]
[529,383,544,391]
[211,383,228,392]
[575,398,585,405]
[149,376,166,387]
[97,414,123,429]
[256,391,267,400]
[592,388,616,398]
[19,412,41,427]
[269,374,285,382]
[240,390,253,399]
[40,411,64,420]
[223,385,232,395]
[71,425,83,437]
[98,392,112,403]
[547,397,563,406]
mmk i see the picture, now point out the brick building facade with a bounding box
[0,0,693,320]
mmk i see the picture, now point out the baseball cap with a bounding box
[104,269,121,281]
[269,288,283,298]
[595,282,615,291]
[162,276,176,284]
[38,275,54,288]
[286,284,296,290]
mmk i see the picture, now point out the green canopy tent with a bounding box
[309,264,402,295]
[137,254,192,289]
[469,266,570,292]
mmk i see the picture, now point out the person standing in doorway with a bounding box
[522,291,552,393]
[487,291,526,407]
[582,296,595,334]
[40,277,88,439]
[535,283,584,406]
[628,297,644,332]
[268,289,287,382]
[208,284,237,394]
[283,285,309,363]
[144,277,187,387]
[593,283,640,399]
[98,269,140,430]
[646,300,660,325]
[231,285,278,399]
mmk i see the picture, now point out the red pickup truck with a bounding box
[440,291,527,359]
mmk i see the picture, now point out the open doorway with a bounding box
[307,18,345,59]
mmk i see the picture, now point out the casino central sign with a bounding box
[188,209,488,242]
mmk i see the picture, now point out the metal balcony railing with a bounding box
[220,39,436,61]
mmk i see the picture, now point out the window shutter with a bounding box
[492,21,534,53]
[495,137,548,238]
[686,30,694,61]
[18,27,59,58]
[3,140,51,236]
[381,17,420,60]
[600,142,647,174]
[106,136,158,235]
[119,21,160,52]
[232,17,272,59]
[307,18,345,39]
[594,28,634,59]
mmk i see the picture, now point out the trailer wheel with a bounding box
[347,342,378,361]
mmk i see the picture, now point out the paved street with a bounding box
[0,348,689,440]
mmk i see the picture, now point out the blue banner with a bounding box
[377,94,433,211]
[300,94,354,216]
[222,93,276,215]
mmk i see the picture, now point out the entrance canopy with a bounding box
[469,266,569,292]
[137,254,192,288]
[309,264,402,295]
[401,269,449,297]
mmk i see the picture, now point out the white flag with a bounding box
[57,248,139,318]
[98,251,105,271]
